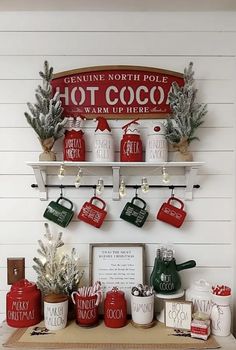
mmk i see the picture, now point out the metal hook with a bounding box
[93,185,96,196]
[135,185,138,197]
[60,185,63,198]
[171,186,175,197]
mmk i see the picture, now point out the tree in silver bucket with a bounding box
[165,62,207,161]
[25,61,66,161]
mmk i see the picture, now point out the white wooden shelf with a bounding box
[27,161,204,201]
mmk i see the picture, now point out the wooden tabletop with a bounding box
[1,320,236,350]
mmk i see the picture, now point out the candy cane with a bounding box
[95,290,103,306]
[212,284,231,296]
[71,291,80,305]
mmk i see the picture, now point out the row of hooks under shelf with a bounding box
[31,183,200,200]
[28,162,202,201]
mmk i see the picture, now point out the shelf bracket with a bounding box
[112,166,120,201]
[185,166,199,200]
[32,166,47,200]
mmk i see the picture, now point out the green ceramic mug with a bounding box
[120,196,149,228]
[43,196,74,228]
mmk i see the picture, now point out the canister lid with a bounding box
[106,287,125,299]
[148,122,166,135]
[10,279,39,293]
[193,279,211,292]
[44,293,68,303]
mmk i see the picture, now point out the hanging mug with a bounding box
[43,196,74,228]
[157,197,186,228]
[120,196,149,228]
[78,196,107,228]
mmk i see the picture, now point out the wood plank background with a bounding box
[0,11,235,331]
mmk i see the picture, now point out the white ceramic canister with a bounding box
[44,294,68,331]
[210,293,231,337]
[145,122,168,162]
[185,279,212,316]
[131,294,154,325]
[93,132,114,162]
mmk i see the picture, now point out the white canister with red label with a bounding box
[145,122,168,162]
[185,279,212,316]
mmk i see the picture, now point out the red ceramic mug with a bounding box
[78,196,107,228]
[71,292,99,327]
[157,197,187,228]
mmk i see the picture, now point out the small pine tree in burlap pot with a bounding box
[165,62,207,161]
[25,61,66,161]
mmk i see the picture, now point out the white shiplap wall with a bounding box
[0,11,235,331]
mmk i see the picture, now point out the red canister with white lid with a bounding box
[6,279,42,328]
[104,287,127,328]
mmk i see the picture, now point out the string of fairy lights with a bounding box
[57,164,171,197]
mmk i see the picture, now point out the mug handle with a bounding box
[57,196,74,210]
[131,196,146,210]
[90,196,106,210]
[167,197,184,210]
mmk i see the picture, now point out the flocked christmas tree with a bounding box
[25,61,66,161]
[33,223,83,295]
[165,62,207,161]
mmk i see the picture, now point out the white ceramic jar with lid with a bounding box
[145,122,168,162]
[185,279,212,316]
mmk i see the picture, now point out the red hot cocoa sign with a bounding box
[52,66,184,119]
